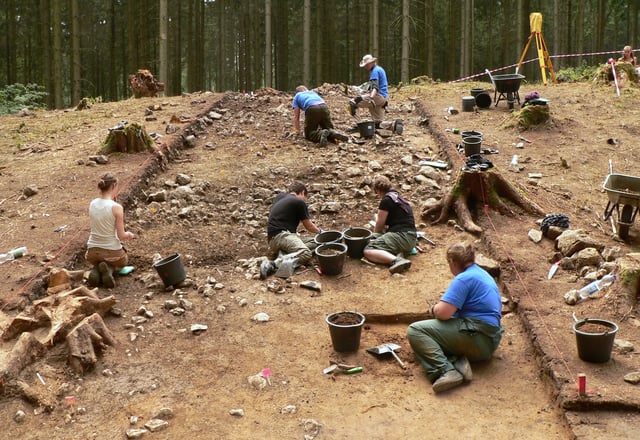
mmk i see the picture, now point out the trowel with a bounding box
[366,343,407,369]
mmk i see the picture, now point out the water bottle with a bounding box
[578,274,616,300]
[0,246,27,265]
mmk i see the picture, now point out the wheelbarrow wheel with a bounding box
[618,204,633,239]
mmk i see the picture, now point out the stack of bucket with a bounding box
[461,130,483,156]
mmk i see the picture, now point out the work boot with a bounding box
[393,119,404,135]
[453,356,473,382]
[389,256,411,274]
[319,129,329,147]
[432,369,464,393]
[260,260,277,280]
[328,129,349,143]
[98,261,115,288]
[87,266,101,287]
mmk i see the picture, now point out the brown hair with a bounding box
[373,175,392,193]
[295,85,308,93]
[446,242,475,267]
[97,173,117,192]
[288,181,308,196]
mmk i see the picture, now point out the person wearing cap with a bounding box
[363,175,416,274]
[292,85,349,147]
[407,242,504,394]
[348,54,403,135]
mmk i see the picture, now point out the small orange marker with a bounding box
[578,373,586,397]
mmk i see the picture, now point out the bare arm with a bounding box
[293,108,301,132]
[112,203,135,241]
[432,300,458,320]
[374,209,388,233]
[301,218,321,234]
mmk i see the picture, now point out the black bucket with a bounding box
[326,311,365,352]
[314,230,343,245]
[463,136,482,156]
[475,92,492,109]
[461,130,483,140]
[574,318,618,363]
[315,242,347,276]
[462,96,475,112]
[153,253,186,287]
[470,88,486,97]
[357,120,375,138]
[343,227,373,259]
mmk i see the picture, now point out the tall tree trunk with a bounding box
[52,0,63,108]
[401,0,409,83]
[5,0,17,85]
[448,0,457,79]
[425,0,433,78]
[127,0,137,79]
[372,0,379,57]
[303,0,310,85]
[39,0,54,108]
[159,0,168,94]
[274,0,289,90]
[265,0,272,87]
[596,0,606,51]
[71,0,81,104]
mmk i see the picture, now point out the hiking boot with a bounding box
[432,369,464,393]
[347,99,357,116]
[393,119,404,135]
[453,356,473,382]
[87,266,101,287]
[328,129,349,143]
[260,260,277,280]
[98,261,115,288]
[319,129,329,147]
[389,257,411,274]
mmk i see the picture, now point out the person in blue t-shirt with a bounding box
[407,242,504,393]
[292,85,348,147]
[348,54,404,135]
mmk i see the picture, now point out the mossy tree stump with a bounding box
[100,122,155,154]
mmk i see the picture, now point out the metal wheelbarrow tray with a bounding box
[491,73,525,108]
[603,173,640,239]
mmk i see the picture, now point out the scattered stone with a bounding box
[144,418,169,432]
[175,173,191,185]
[252,312,270,322]
[88,155,109,164]
[614,339,634,354]
[190,323,208,335]
[22,184,39,198]
[152,407,175,420]
[229,408,245,416]
[125,428,148,439]
[281,404,297,414]
[14,409,26,423]
[563,289,580,305]
[624,371,640,384]
[528,229,543,243]
[247,373,267,390]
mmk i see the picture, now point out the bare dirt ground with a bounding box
[1,76,640,439]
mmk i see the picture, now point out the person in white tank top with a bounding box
[85,173,136,288]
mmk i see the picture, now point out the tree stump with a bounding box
[100,122,155,154]
[422,169,546,234]
[129,69,165,98]
[66,313,117,374]
[415,101,545,234]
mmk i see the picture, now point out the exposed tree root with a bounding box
[66,313,117,374]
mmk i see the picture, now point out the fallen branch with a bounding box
[66,313,117,374]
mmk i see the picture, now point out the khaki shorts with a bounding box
[365,231,417,255]
[85,247,128,269]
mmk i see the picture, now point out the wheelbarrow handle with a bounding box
[609,159,613,175]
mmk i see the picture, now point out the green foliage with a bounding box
[0,83,48,115]
[556,62,601,83]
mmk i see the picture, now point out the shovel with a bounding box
[366,343,407,369]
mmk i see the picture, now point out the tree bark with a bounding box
[66,313,117,374]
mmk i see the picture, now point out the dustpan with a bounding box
[366,343,407,369]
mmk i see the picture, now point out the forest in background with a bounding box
[1,0,639,110]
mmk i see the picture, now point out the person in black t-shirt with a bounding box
[363,175,417,274]
[262,182,321,278]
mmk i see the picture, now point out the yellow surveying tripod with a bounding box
[517,12,557,85]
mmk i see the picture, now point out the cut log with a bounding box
[66,313,116,374]
[0,332,47,393]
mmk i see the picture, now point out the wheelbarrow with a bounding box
[485,69,525,109]
[603,160,640,240]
